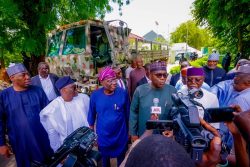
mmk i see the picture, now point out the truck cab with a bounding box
[46,20,130,93]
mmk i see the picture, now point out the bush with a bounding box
[170,66,180,74]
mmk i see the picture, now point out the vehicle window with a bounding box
[63,26,86,55]
[47,31,63,57]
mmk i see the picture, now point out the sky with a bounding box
[105,0,195,39]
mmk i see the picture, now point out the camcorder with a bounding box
[32,126,101,167]
[146,88,233,162]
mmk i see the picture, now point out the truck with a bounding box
[45,19,168,93]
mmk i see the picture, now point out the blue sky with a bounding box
[105,0,194,39]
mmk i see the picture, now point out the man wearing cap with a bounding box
[175,67,210,91]
[0,63,53,167]
[203,52,226,87]
[225,59,250,80]
[130,61,176,141]
[40,76,89,151]
[170,61,190,87]
[179,67,219,120]
[227,65,250,111]
[211,63,250,109]
[88,66,130,167]
[31,62,60,102]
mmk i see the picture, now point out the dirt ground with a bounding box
[0,155,119,167]
[0,155,17,167]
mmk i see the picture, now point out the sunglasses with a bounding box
[153,73,167,78]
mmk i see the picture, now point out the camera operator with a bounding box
[225,105,249,167]
[120,118,222,167]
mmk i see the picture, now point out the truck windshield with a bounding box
[47,31,63,57]
[62,26,86,55]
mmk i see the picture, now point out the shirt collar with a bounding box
[39,74,49,79]
[146,76,151,82]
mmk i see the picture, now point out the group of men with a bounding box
[0,49,250,167]
[0,62,130,167]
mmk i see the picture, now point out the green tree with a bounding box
[170,20,216,50]
[0,0,129,73]
[192,0,250,57]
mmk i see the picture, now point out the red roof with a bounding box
[129,33,144,41]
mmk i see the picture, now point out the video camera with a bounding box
[32,126,101,167]
[147,89,233,162]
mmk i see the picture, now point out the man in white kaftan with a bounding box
[178,67,219,129]
[40,76,89,151]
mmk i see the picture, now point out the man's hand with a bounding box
[230,104,242,114]
[162,130,173,138]
[89,125,94,130]
[226,106,250,167]
[0,145,11,158]
[131,135,139,143]
[150,114,159,120]
[196,118,221,167]
[233,110,250,142]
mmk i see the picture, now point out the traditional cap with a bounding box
[237,59,250,66]
[235,65,250,75]
[150,61,166,72]
[208,53,219,61]
[6,63,28,77]
[181,67,191,77]
[55,76,75,90]
[187,67,204,76]
[98,66,116,81]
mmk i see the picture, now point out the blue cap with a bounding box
[150,61,166,72]
[208,53,219,61]
[7,63,27,77]
[55,76,75,90]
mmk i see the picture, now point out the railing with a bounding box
[137,50,169,63]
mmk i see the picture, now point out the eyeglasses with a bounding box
[153,73,167,79]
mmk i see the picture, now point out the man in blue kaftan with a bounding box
[88,67,130,167]
[211,65,250,111]
[0,63,53,167]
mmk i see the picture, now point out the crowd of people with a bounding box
[0,51,250,167]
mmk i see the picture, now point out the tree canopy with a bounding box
[170,20,216,50]
[192,0,250,57]
[0,0,129,68]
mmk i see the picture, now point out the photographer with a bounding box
[121,118,222,167]
[226,105,249,167]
